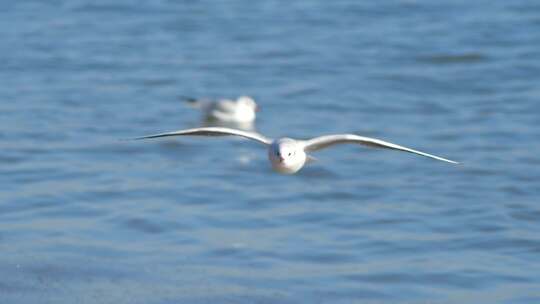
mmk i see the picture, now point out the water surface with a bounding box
[1,1,540,303]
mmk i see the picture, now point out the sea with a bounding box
[1,1,539,303]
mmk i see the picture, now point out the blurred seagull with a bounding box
[182,95,258,124]
[134,127,459,174]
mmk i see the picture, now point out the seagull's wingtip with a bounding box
[120,136,152,141]
[443,158,460,165]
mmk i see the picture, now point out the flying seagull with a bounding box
[134,127,458,174]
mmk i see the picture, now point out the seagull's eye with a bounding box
[288,152,292,156]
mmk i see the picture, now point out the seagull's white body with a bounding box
[268,138,308,174]
[184,96,257,123]
[135,127,458,174]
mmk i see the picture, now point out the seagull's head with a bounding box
[268,138,306,174]
[237,96,258,112]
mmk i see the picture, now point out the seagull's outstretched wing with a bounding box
[133,127,272,146]
[303,134,458,164]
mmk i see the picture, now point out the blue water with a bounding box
[1,1,540,303]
